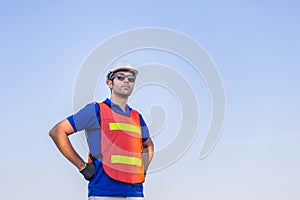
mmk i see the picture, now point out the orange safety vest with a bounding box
[98,102,145,184]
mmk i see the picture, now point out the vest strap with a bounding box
[89,153,103,161]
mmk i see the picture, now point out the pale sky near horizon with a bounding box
[1,1,300,200]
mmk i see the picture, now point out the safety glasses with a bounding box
[112,73,136,83]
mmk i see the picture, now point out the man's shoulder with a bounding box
[75,102,100,115]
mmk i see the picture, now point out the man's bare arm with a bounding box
[49,119,86,170]
[143,137,154,172]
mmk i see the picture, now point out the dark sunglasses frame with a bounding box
[112,73,136,82]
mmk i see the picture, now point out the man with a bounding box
[49,62,154,200]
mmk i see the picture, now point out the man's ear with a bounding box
[107,80,113,89]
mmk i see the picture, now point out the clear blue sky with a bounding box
[1,1,300,200]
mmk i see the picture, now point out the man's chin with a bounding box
[119,92,132,98]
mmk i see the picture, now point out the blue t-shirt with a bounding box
[67,98,149,197]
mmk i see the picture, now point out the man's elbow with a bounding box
[143,137,154,149]
[49,122,65,140]
[49,125,59,139]
[49,119,74,140]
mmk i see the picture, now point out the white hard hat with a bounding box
[106,62,138,83]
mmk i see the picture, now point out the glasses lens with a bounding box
[127,76,135,82]
[115,74,136,82]
[116,74,126,81]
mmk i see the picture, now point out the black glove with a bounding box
[80,163,96,181]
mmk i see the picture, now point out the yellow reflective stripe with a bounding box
[109,123,141,135]
[111,155,142,167]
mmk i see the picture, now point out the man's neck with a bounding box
[110,96,128,112]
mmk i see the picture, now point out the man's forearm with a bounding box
[142,138,154,171]
[143,148,153,171]
[49,119,86,170]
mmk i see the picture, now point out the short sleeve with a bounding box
[67,103,100,132]
[139,114,150,142]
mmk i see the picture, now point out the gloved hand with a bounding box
[79,163,96,181]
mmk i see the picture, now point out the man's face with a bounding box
[108,71,136,98]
